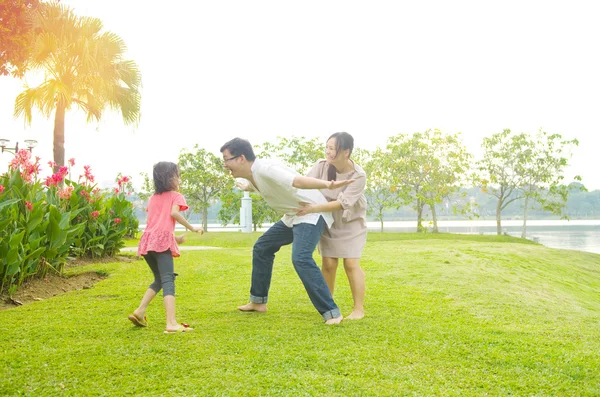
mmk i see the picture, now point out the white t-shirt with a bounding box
[247,159,334,228]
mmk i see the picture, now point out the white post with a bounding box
[241,191,252,233]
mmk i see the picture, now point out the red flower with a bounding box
[114,188,119,194]
[25,201,33,211]
[91,211,99,219]
[114,218,122,224]
[0,184,4,194]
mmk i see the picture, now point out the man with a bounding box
[220,138,353,324]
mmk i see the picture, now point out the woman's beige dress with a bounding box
[307,160,367,258]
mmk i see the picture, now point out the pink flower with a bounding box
[81,165,95,183]
[48,160,57,168]
[8,150,39,182]
[45,172,64,186]
[68,158,75,166]
[25,201,33,211]
[117,175,131,186]
[114,188,119,194]
[0,184,4,194]
[91,211,99,219]
[58,186,74,199]
[113,218,122,224]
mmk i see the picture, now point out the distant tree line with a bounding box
[133,129,587,238]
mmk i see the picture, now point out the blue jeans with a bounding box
[249,217,341,320]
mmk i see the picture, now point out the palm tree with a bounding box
[14,2,141,169]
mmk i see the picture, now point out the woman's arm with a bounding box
[293,200,342,216]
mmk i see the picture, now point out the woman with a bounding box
[296,132,367,320]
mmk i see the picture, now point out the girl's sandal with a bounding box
[128,314,148,327]
[164,323,194,334]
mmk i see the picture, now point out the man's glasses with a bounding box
[223,155,240,164]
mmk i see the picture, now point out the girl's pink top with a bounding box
[137,191,188,258]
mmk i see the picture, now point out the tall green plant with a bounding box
[0,151,83,295]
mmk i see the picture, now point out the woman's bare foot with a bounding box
[237,302,267,312]
[344,310,364,320]
[325,315,343,325]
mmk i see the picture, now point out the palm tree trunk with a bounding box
[53,101,66,170]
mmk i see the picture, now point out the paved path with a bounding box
[120,246,222,252]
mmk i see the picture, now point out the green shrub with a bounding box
[0,151,83,295]
[0,152,139,294]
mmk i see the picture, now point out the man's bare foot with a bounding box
[344,310,364,320]
[325,315,343,325]
[237,302,267,312]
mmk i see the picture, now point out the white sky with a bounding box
[1,0,599,189]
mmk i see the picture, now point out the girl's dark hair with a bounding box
[220,137,256,161]
[153,161,180,194]
[327,132,354,181]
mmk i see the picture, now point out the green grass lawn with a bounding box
[1,233,599,396]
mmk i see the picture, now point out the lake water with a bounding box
[368,220,600,255]
[166,220,600,255]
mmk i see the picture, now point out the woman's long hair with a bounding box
[327,132,354,181]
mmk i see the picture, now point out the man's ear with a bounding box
[239,154,247,162]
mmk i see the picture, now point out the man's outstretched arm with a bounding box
[292,176,355,190]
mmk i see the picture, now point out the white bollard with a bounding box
[240,191,253,233]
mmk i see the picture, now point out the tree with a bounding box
[178,145,232,231]
[256,136,324,174]
[0,0,41,76]
[419,130,471,232]
[385,129,471,232]
[13,2,141,169]
[360,148,402,232]
[475,129,530,235]
[516,129,582,238]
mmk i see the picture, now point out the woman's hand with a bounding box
[293,202,315,216]
[328,179,355,189]
[175,234,186,244]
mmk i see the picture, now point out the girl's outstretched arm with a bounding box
[171,204,204,234]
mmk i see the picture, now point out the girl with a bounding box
[128,161,203,333]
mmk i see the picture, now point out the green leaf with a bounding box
[0,198,20,210]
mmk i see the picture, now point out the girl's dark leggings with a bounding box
[143,250,176,297]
